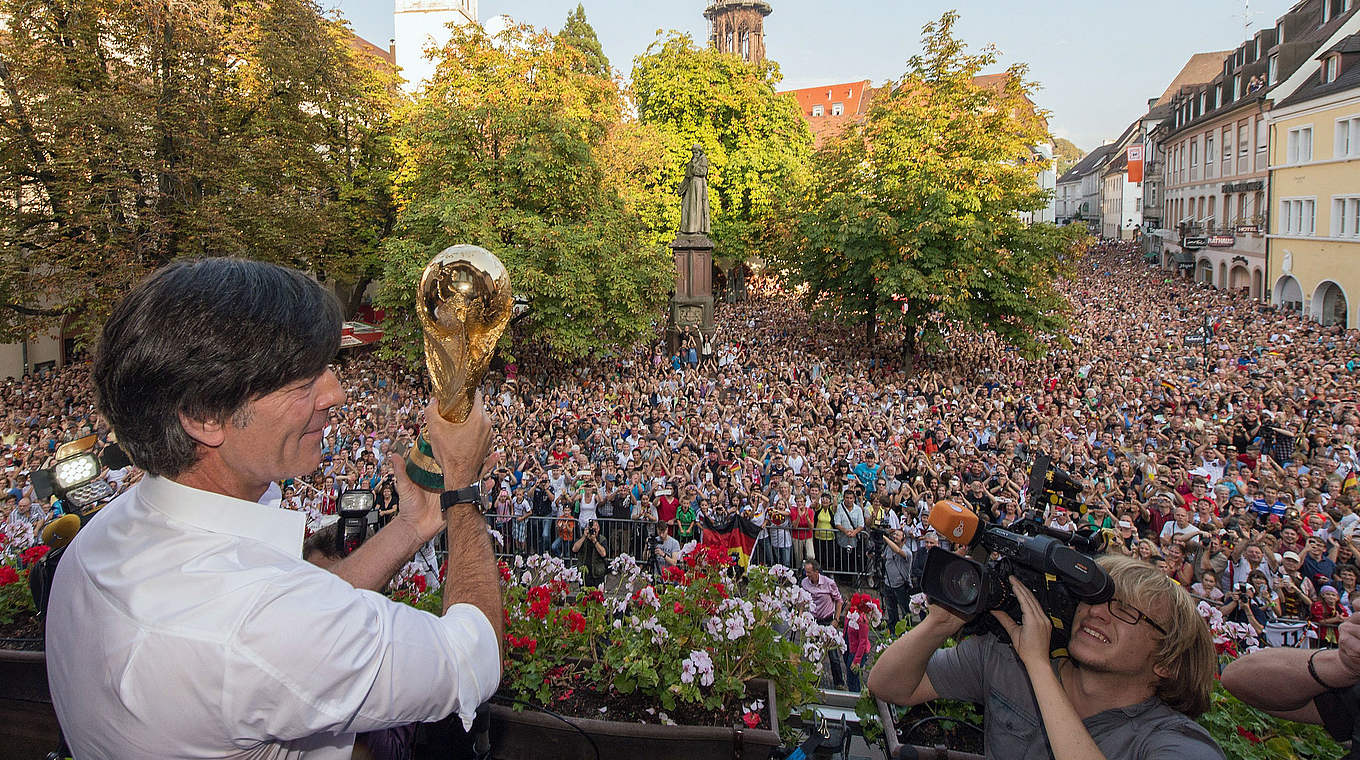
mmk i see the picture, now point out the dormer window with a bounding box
[1268,55,1279,85]
[831,102,844,116]
[811,104,824,117]
[1215,85,1223,107]
[1277,21,1285,44]
[1323,54,1340,84]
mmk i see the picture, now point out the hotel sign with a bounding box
[1221,180,1264,193]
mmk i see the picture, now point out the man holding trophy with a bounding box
[46,247,512,758]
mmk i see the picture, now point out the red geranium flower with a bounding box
[497,560,512,582]
[411,574,427,594]
[742,712,760,729]
[1235,726,1261,744]
[527,586,552,619]
[0,565,19,586]
[20,544,50,566]
[566,610,587,634]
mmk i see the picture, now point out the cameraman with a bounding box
[868,555,1222,759]
[652,520,681,570]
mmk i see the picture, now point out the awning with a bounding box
[339,321,383,350]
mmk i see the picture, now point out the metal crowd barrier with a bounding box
[477,514,884,584]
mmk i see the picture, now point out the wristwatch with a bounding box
[440,484,482,512]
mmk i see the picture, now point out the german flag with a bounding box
[700,514,761,568]
[1345,471,1358,493]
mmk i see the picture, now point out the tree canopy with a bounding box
[631,34,812,265]
[1054,137,1085,176]
[558,4,610,78]
[377,23,673,364]
[780,11,1088,357]
[0,0,399,342]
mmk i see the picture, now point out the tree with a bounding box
[376,23,672,365]
[631,34,812,266]
[0,0,399,344]
[781,11,1089,359]
[558,4,610,78]
[1054,137,1085,175]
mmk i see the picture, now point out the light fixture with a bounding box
[336,489,376,557]
[52,452,113,509]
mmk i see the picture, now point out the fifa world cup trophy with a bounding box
[404,245,513,491]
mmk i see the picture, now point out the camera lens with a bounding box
[939,558,982,607]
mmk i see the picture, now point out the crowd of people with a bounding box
[5,242,1360,657]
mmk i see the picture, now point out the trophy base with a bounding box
[405,434,445,492]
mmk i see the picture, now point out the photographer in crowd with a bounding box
[45,259,503,759]
[867,555,1222,759]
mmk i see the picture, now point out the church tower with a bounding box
[704,0,772,64]
[394,0,479,93]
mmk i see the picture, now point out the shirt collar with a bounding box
[138,475,305,557]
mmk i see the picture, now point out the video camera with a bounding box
[1027,454,1086,516]
[919,500,1114,653]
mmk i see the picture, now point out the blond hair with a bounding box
[1096,554,1216,717]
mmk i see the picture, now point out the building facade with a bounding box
[705,0,772,65]
[394,0,479,93]
[1267,29,1360,328]
[1056,144,1114,231]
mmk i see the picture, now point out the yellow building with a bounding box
[1268,32,1360,328]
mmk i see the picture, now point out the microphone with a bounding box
[927,500,981,547]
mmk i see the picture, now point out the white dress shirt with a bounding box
[47,475,500,759]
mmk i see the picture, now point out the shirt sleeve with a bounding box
[923,634,993,705]
[1314,685,1360,743]
[223,568,501,743]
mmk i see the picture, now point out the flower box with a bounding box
[487,679,781,760]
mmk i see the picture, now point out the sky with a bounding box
[329,0,1296,151]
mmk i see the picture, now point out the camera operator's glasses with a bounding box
[1106,598,1167,636]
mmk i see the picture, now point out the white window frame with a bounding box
[831,102,844,116]
[1281,197,1317,236]
[1333,195,1360,238]
[811,104,824,117]
[1324,55,1340,84]
[1287,125,1314,164]
[1268,55,1279,85]
[1337,115,1360,158]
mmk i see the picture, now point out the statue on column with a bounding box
[678,143,711,235]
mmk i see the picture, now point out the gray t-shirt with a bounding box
[925,634,1224,760]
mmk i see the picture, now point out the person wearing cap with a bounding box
[1312,585,1351,645]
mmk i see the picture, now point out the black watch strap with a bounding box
[441,485,481,512]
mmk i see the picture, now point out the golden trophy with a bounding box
[404,244,513,492]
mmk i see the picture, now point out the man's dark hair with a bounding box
[93,258,341,477]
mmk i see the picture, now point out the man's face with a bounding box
[1070,599,1164,678]
[215,369,344,488]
